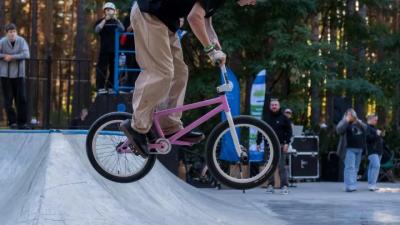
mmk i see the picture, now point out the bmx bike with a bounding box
[86,65,280,189]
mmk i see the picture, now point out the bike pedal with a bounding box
[130,144,148,158]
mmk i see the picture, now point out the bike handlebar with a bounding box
[220,65,229,85]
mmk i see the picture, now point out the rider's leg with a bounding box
[156,28,204,142]
[130,6,174,133]
[157,32,188,135]
[121,4,174,153]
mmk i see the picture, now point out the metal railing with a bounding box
[0,57,93,129]
[114,31,141,93]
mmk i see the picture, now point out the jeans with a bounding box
[268,151,288,188]
[344,148,362,190]
[367,154,381,187]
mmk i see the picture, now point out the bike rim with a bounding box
[92,119,148,178]
[211,124,275,184]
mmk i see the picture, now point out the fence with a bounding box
[0,57,94,129]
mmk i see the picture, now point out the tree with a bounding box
[0,0,5,30]
[73,0,90,117]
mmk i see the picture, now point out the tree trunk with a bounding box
[310,13,321,128]
[354,4,367,118]
[38,0,54,125]
[326,7,338,126]
[44,0,54,56]
[0,0,5,30]
[73,0,90,118]
[30,0,38,60]
[11,0,19,25]
[394,1,400,131]
[0,0,4,121]
[26,0,39,124]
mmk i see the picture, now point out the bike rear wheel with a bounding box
[86,112,156,183]
[206,115,280,189]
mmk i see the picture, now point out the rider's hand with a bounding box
[256,145,261,151]
[207,49,226,66]
[212,39,222,50]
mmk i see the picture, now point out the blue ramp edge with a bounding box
[0,129,89,135]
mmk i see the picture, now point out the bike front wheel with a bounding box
[206,115,280,189]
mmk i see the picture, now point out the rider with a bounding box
[121,0,257,155]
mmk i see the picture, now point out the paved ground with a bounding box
[203,182,400,225]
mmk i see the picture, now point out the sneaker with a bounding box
[266,185,274,194]
[280,186,289,195]
[368,185,379,191]
[165,131,205,143]
[146,129,158,143]
[9,123,18,129]
[97,89,107,95]
[119,119,149,158]
[345,188,357,192]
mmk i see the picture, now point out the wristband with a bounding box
[204,43,215,53]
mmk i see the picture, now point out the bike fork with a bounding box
[224,110,242,157]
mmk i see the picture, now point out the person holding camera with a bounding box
[94,2,124,94]
[336,108,368,192]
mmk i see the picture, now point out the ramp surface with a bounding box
[0,131,283,225]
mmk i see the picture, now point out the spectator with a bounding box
[120,12,139,91]
[69,108,88,129]
[336,108,367,192]
[366,114,384,191]
[257,99,293,195]
[284,108,293,119]
[284,108,294,134]
[0,23,30,129]
[94,2,124,94]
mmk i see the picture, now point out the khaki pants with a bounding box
[130,4,189,134]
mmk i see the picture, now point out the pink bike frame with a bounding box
[147,65,242,157]
[152,95,230,146]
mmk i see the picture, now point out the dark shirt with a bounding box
[137,0,225,32]
[257,110,293,145]
[10,41,15,48]
[122,16,135,51]
[366,124,383,155]
[94,18,123,53]
[346,123,365,149]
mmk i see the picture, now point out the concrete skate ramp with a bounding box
[0,131,284,225]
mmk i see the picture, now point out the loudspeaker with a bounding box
[291,136,319,153]
[289,153,319,178]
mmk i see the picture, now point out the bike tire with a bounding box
[206,115,280,189]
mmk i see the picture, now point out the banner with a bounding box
[249,69,267,162]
